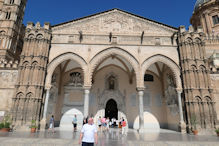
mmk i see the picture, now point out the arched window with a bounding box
[10,0,14,4]
[5,12,11,20]
[144,74,154,82]
[69,72,83,87]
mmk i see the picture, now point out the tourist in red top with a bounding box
[121,119,127,135]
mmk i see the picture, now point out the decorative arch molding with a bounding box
[90,47,140,86]
[98,90,126,114]
[45,52,88,88]
[141,54,182,89]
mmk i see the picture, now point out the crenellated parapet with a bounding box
[25,22,51,41]
[178,25,217,133]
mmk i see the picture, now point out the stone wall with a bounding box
[210,74,219,121]
[0,60,18,120]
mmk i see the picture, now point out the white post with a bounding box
[137,88,145,132]
[177,89,186,133]
[43,89,50,119]
[84,88,90,118]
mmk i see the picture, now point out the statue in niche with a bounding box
[108,76,115,90]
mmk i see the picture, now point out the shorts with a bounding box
[82,142,94,146]
[49,123,53,129]
[73,123,77,128]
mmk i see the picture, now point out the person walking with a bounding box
[73,114,77,132]
[48,115,55,133]
[79,118,98,146]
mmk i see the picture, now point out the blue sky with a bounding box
[23,0,197,28]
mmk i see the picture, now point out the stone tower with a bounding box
[178,26,217,133]
[11,22,51,127]
[191,0,219,35]
[0,0,27,61]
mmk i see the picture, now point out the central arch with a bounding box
[89,47,140,87]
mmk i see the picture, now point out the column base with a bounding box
[138,128,147,133]
[40,118,47,131]
[179,121,187,134]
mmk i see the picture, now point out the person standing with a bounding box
[48,115,55,133]
[101,117,106,131]
[97,116,102,131]
[73,114,77,132]
[121,119,127,135]
[79,118,98,146]
[106,117,110,131]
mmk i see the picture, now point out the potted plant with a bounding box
[190,114,198,135]
[0,115,11,132]
[215,128,219,137]
[29,120,37,133]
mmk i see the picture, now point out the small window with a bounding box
[144,74,154,82]
[5,12,11,20]
[212,15,219,25]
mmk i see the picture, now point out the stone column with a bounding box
[137,87,145,133]
[40,85,51,130]
[177,89,186,133]
[43,89,50,120]
[83,87,90,118]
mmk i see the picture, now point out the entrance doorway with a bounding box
[105,99,118,120]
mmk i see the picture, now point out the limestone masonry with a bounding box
[0,0,219,134]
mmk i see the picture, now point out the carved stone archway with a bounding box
[89,47,140,87]
[45,52,88,88]
[98,90,126,114]
[141,54,182,89]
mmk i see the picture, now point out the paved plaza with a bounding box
[0,128,219,146]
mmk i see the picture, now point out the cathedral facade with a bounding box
[0,0,219,134]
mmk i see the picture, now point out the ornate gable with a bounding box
[52,9,177,36]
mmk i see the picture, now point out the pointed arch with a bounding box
[89,47,140,86]
[45,52,87,88]
[141,54,182,89]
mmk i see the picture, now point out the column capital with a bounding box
[83,86,91,90]
[45,84,52,90]
[176,88,183,93]
[136,87,145,92]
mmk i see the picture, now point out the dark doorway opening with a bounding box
[105,99,118,120]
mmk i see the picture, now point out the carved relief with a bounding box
[52,10,175,35]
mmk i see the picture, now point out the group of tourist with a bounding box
[97,116,110,131]
[47,115,127,146]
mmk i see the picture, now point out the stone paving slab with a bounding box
[0,138,219,146]
[0,129,218,146]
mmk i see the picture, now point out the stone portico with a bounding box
[0,0,218,135]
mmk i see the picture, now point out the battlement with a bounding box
[0,59,18,69]
[25,22,51,40]
[179,25,204,34]
[26,22,51,30]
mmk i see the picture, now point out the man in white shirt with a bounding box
[79,117,98,146]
